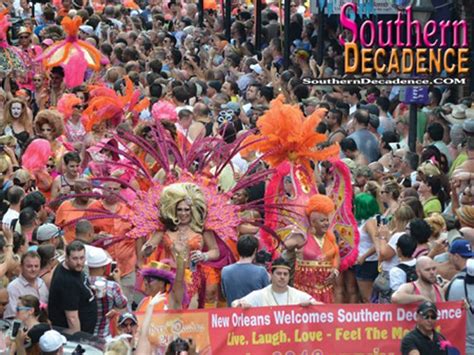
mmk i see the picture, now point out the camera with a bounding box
[10,320,21,339]
[376,214,388,226]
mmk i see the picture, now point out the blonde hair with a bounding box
[159,183,207,233]
[105,338,132,355]
[382,179,401,200]
[425,213,446,239]
[390,204,416,232]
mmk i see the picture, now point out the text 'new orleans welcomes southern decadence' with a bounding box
[211,308,463,347]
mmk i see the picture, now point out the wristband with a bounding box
[203,253,209,262]
[4,244,13,248]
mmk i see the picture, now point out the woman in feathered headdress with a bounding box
[57,93,86,146]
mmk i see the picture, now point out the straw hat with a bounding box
[445,104,467,125]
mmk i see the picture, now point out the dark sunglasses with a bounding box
[19,35,30,39]
[73,104,85,109]
[422,314,437,320]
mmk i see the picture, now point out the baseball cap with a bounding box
[87,247,112,268]
[41,38,54,46]
[417,301,437,316]
[37,224,62,242]
[249,64,263,75]
[360,104,380,117]
[118,312,138,326]
[79,25,94,36]
[302,97,320,106]
[449,239,474,258]
[39,330,67,352]
[463,118,474,135]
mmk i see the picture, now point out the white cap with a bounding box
[37,223,61,241]
[87,247,112,268]
[79,25,94,36]
[250,64,263,75]
[39,330,67,352]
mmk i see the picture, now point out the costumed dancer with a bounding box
[284,194,339,303]
[241,94,339,251]
[35,16,102,88]
[69,117,269,310]
[141,182,220,309]
[242,95,359,301]
[57,93,86,148]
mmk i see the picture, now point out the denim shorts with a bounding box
[354,260,379,281]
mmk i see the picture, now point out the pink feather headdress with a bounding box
[21,139,52,172]
[151,100,178,123]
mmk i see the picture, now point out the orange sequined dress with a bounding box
[293,230,339,303]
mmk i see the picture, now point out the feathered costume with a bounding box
[0,10,27,72]
[63,119,272,308]
[242,95,359,270]
[83,77,149,131]
[35,16,101,88]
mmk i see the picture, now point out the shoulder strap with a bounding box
[396,263,410,272]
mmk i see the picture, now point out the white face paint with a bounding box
[10,103,22,119]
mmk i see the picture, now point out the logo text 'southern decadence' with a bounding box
[339,3,469,75]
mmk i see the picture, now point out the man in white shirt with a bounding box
[2,186,25,228]
[232,258,320,308]
[389,234,417,292]
[5,251,48,318]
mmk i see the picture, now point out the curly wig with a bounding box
[159,183,207,233]
[34,109,65,139]
[305,194,335,216]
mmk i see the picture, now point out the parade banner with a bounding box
[137,301,465,354]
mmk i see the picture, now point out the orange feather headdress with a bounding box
[83,77,150,131]
[242,94,339,174]
[57,93,82,120]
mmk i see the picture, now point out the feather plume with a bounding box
[241,94,339,173]
[57,94,82,120]
[21,139,52,172]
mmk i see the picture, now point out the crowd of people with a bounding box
[0,0,472,354]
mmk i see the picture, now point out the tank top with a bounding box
[412,282,443,302]
[358,220,378,262]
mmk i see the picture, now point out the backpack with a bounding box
[396,263,418,282]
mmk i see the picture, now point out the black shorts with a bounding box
[354,260,379,281]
